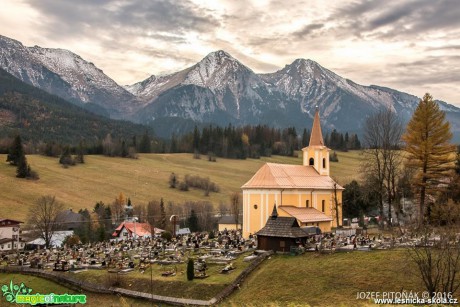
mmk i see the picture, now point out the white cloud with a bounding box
[0,0,459,106]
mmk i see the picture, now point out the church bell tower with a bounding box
[302,107,330,176]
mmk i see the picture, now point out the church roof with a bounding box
[309,108,324,146]
[279,206,333,223]
[241,163,343,189]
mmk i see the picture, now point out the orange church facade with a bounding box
[241,109,343,238]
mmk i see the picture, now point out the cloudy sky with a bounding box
[1,0,459,106]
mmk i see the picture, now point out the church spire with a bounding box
[309,107,324,146]
[270,203,278,219]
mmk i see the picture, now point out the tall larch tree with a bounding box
[402,93,456,223]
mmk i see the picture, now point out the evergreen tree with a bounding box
[302,128,309,147]
[342,180,365,218]
[75,209,92,243]
[139,131,151,153]
[402,93,456,223]
[193,125,200,151]
[16,154,29,178]
[160,198,166,229]
[10,136,37,179]
[187,209,199,232]
[187,258,194,281]
[329,151,339,162]
[169,173,177,188]
[121,140,128,157]
[59,145,74,166]
[76,140,85,163]
[131,135,137,148]
[7,135,24,166]
[126,198,133,218]
[170,133,178,153]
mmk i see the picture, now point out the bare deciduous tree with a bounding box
[230,192,242,230]
[331,180,342,228]
[408,204,460,297]
[362,108,403,228]
[27,195,64,249]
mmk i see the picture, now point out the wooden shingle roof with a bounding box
[256,216,310,238]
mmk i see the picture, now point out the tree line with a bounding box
[168,124,361,159]
[26,191,242,245]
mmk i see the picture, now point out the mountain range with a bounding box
[1,34,459,140]
[0,66,153,144]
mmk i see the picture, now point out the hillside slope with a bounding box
[0,152,362,221]
[0,67,153,144]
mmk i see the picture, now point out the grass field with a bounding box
[225,249,430,306]
[2,249,450,306]
[68,250,253,300]
[0,151,362,221]
[0,273,161,306]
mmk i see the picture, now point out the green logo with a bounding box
[1,280,86,305]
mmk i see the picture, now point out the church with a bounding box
[241,109,343,238]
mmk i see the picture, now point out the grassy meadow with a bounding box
[0,151,362,221]
[225,250,428,306]
[2,249,445,306]
[0,273,160,307]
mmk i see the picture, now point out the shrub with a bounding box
[179,181,189,191]
[161,231,172,241]
[329,151,339,162]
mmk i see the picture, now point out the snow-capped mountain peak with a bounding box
[182,50,255,90]
[125,50,262,101]
[2,34,459,140]
[0,34,140,119]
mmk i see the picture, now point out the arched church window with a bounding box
[323,158,326,168]
[309,158,314,166]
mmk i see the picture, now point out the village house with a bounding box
[0,218,25,252]
[26,230,74,249]
[112,221,164,240]
[56,208,83,231]
[217,215,242,231]
[242,108,343,238]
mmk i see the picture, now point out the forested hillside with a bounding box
[0,68,153,146]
